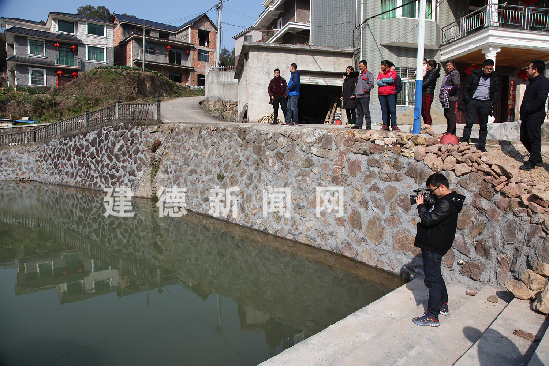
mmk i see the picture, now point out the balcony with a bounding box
[135,53,193,70]
[55,56,82,69]
[440,4,549,66]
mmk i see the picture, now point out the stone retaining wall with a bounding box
[1,123,548,288]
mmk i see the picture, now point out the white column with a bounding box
[487,0,499,27]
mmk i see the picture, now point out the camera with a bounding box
[410,188,437,206]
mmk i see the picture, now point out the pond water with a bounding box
[0,182,404,366]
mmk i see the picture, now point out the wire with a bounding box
[224,8,256,20]
[221,21,248,29]
[387,0,446,45]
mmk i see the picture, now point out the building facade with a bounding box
[1,13,115,87]
[113,14,217,87]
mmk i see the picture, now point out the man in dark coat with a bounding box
[519,60,549,171]
[352,60,374,130]
[268,68,287,125]
[341,66,359,126]
[458,59,499,152]
[412,173,465,327]
[440,60,461,135]
[421,60,440,127]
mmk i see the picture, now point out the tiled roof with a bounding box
[49,12,113,24]
[3,17,46,26]
[5,26,80,42]
[7,55,57,67]
[115,13,206,32]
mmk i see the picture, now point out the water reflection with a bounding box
[0,182,403,366]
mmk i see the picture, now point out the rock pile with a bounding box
[505,263,549,313]
[257,113,284,124]
[348,129,549,214]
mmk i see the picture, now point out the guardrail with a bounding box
[0,99,161,148]
[442,4,549,45]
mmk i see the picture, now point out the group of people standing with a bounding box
[268,63,301,126]
[341,60,401,131]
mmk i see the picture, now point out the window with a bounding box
[88,46,105,62]
[197,74,205,86]
[198,50,209,62]
[169,72,182,83]
[198,30,209,47]
[395,67,416,106]
[380,0,434,20]
[87,23,105,36]
[169,49,182,64]
[28,39,44,56]
[244,35,252,42]
[30,68,46,86]
[277,18,283,29]
[58,19,75,33]
[145,43,156,55]
[159,32,170,40]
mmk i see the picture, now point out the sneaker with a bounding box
[520,161,536,171]
[392,126,401,132]
[440,303,449,316]
[380,125,389,131]
[346,123,355,127]
[281,122,291,126]
[412,311,440,327]
[290,123,299,126]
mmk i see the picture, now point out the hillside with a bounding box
[0,66,204,122]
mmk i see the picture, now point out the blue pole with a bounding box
[412,0,427,135]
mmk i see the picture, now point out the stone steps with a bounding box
[261,279,549,366]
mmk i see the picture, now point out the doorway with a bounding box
[298,84,342,124]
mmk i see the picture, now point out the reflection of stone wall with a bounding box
[1,124,548,288]
[0,182,398,337]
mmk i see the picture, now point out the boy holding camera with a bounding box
[413,173,465,327]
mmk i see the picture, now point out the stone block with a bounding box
[535,263,549,277]
[460,261,485,281]
[442,249,455,268]
[393,229,419,254]
[475,239,491,259]
[405,162,431,184]
[505,279,536,300]
[443,155,457,171]
[470,222,486,237]
[348,209,362,231]
[424,153,444,172]
[350,142,372,155]
[521,269,547,291]
[365,214,386,245]
[384,186,399,203]
[454,163,471,176]
[453,233,470,256]
[533,285,549,314]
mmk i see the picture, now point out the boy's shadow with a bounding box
[499,140,549,173]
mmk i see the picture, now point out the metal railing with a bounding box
[0,100,160,148]
[442,4,549,45]
[55,56,82,68]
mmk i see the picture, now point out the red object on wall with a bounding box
[57,70,63,76]
[508,77,517,121]
[70,45,77,52]
[522,0,538,5]
[517,69,528,81]
[72,72,78,78]
[167,45,171,51]
[54,43,60,49]
[186,49,190,55]
[465,64,482,75]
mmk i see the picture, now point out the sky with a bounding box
[0,0,265,50]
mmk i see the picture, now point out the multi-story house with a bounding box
[1,13,115,87]
[113,14,217,87]
[253,0,310,44]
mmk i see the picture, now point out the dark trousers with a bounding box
[421,94,434,125]
[286,95,299,124]
[379,94,397,128]
[462,99,491,149]
[345,108,356,125]
[272,96,287,123]
[422,249,448,319]
[444,101,457,135]
[356,95,372,128]
[521,117,544,164]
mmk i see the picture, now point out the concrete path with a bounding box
[161,96,220,123]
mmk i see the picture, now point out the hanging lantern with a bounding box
[522,0,538,5]
[167,45,171,51]
[517,69,529,81]
[54,43,60,49]
[186,49,190,55]
[70,45,77,52]
[57,70,63,76]
[72,72,78,78]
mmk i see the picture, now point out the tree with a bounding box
[219,48,235,67]
[77,5,112,22]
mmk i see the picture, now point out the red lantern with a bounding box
[465,64,482,75]
[57,70,63,76]
[186,49,190,55]
[517,69,528,81]
[167,45,171,51]
[72,72,78,78]
[54,43,60,49]
[70,45,77,52]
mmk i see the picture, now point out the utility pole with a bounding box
[412,0,426,134]
[142,20,146,71]
[215,0,222,67]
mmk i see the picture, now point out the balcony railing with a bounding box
[137,53,192,68]
[55,56,82,68]
[442,4,549,45]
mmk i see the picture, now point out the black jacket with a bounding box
[458,68,498,111]
[341,71,359,109]
[422,65,440,95]
[520,74,549,121]
[414,191,465,255]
